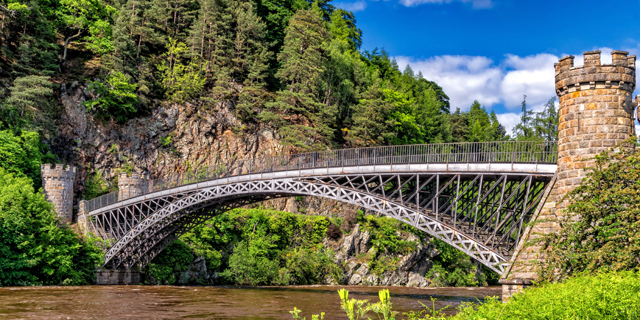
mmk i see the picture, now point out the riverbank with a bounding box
[0,285,500,319]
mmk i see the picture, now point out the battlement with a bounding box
[555,50,636,96]
[41,164,77,180]
[118,172,149,201]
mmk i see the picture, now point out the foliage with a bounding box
[85,72,139,123]
[260,9,333,151]
[0,130,51,187]
[539,140,640,281]
[290,307,325,320]
[2,76,55,131]
[426,239,491,287]
[513,95,558,141]
[295,272,640,319]
[144,240,194,285]
[177,208,340,285]
[0,168,102,286]
[83,169,112,200]
[157,38,205,103]
[451,271,640,320]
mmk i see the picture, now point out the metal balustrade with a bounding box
[85,141,557,212]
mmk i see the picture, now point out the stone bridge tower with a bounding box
[501,50,636,298]
[41,164,76,223]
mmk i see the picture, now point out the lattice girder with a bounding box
[90,172,555,275]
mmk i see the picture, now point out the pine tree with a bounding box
[533,96,559,141]
[232,0,272,123]
[513,95,536,140]
[187,0,234,98]
[260,9,332,151]
[449,107,469,142]
[346,79,394,146]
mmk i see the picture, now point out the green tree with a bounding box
[85,71,139,123]
[512,95,536,141]
[57,0,117,62]
[3,75,55,131]
[260,9,333,151]
[0,168,102,286]
[0,130,48,186]
[449,108,469,142]
[345,78,394,146]
[533,96,559,141]
[157,37,205,102]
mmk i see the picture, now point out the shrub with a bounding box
[145,239,194,285]
[0,168,102,286]
[326,223,342,240]
[453,271,640,320]
[0,130,50,187]
[540,140,640,281]
[292,272,640,320]
[85,72,138,123]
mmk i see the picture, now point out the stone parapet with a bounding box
[555,51,636,96]
[118,172,149,201]
[41,164,76,223]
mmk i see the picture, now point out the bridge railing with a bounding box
[85,141,557,212]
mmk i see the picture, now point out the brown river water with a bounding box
[0,285,500,319]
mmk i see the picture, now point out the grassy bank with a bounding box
[294,271,640,320]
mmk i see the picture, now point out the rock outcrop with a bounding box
[325,224,439,287]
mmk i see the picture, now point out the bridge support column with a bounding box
[95,269,141,285]
[77,200,89,235]
[500,50,637,300]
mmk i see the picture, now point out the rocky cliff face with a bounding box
[56,82,365,218]
[326,224,438,287]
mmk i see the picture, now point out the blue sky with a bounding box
[332,0,640,133]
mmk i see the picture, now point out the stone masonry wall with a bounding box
[502,51,636,297]
[118,173,149,201]
[41,164,76,223]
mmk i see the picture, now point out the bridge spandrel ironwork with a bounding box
[85,141,558,274]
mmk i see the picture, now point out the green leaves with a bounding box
[0,168,102,286]
[540,139,640,281]
[0,130,46,187]
[157,37,206,103]
[84,71,139,123]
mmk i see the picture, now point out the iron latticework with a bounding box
[86,141,557,275]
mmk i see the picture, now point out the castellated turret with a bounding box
[555,50,636,201]
[118,172,149,201]
[41,164,76,223]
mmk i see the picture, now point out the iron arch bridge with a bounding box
[85,141,558,275]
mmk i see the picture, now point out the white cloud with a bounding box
[395,53,558,112]
[399,0,493,9]
[335,0,367,12]
[496,113,520,136]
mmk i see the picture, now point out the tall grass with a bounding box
[452,271,640,320]
[291,271,640,320]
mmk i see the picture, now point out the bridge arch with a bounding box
[84,142,557,276]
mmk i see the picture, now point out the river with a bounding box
[0,285,500,319]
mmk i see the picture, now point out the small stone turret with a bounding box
[555,50,636,198]
[118,173,149,201]
[41,164,76,223]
